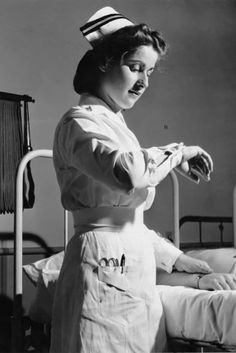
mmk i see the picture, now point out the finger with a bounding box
[191,164,210,182]
[188,155,211,181]
[191,155,210,177]
[190,260,213,274]
[187,171,200,184]
[196,156,210,178]
[192,168,210,182]
[200,155,211,175]
[226,276,236,290]
[215,274,233,290]
[199,150,213,172]
[198,263,214,274]
[180,161,190,173]
[229,262,236,275]
[220,281,232,290]
[214,281,225,291]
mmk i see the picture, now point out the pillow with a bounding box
[185,247,236,273]
[23,251,64,285]
[23,251,64,323]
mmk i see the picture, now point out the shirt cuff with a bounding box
[148,229,183,273]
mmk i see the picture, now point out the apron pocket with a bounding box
[98,266,129,291]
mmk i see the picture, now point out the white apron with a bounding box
[50,207,167,353]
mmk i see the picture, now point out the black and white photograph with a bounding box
[0,1,236,352]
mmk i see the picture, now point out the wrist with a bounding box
[195,274,204,289]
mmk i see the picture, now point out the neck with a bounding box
[94,87,121,114]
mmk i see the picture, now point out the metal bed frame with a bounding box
[12,150,68,352]
[11,149,236,352]
[179,215,234,249]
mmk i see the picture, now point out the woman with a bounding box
[50,7,236,353]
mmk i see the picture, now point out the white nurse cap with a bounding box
[80,6,134,47]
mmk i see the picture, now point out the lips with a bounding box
[128,89,142,96]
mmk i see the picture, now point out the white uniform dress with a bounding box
[50,93,183,353]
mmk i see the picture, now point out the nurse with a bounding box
[51,7,236,353]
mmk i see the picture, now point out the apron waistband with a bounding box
[72,206,144,230]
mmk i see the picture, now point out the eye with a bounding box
[129,64,142,72]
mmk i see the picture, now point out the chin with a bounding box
[122,104,135,110]
[121,100,137,110]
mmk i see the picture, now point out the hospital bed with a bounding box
[11,149,236,352]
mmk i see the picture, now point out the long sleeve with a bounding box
[146,227,183,273]
[54,109,183,194]
[116,146,183,189]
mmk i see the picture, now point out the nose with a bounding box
[139,72,149,88]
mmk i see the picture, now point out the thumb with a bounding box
[229,262,236,274]
[198,261,213,274]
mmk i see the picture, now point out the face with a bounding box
[98,45,159,112]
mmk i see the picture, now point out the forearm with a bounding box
[156,269,200,289]
[114,145,183,190]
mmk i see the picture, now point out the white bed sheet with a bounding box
[157,284,236,346]
[24,251,236,346]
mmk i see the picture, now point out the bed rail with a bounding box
[169,170,180,248]
[179,215,233,249]
[12,149,68,352]
[233,185,236,247]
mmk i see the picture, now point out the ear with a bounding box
[98,57,112,72]
[98,64,107,72]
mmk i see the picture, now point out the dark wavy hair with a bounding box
[73,23,167,95]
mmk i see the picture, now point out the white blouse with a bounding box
[53,93,183,273]
[53,93,183,211]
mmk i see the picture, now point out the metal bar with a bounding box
[181,241,233,250]
[169,170,180,248]
[0,246,63,256]
[12,149,53,352]
[180,215,233,227]
[233,186,236,247]
[199,222,202,245]
[14,150,53,294]
[64,210,69,248]
[219,223,224,245]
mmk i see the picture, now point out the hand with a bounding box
[182,145,213,174]
[181,145,212,164]
[174,253,213,274]
[199,272,236,290]
[176,145,213,183]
